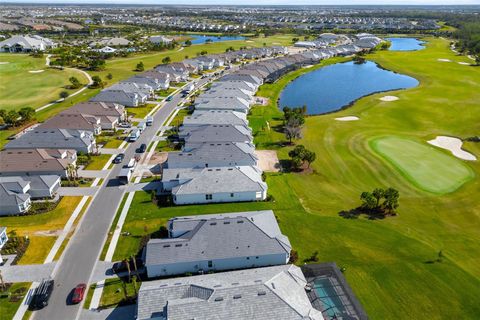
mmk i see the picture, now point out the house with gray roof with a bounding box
[89,37,131,47]
[5,129,95,154]
[108,82,154,99]
[212,79,258,92]
[38,113,102,135]
[139,71,171,89]
[183,110,248,127]
[199,87,254,102]
[149,35,173,45]
[0,175,60,199]
[0,148,76,178]
[180,124,253,145]
[0,35,56,52]
[167,142,257,169]
[220,74,262,86]
[136,264,323,320]
[123,75,167,91]
[62,102,126,130]
[91,89,144,107]
[162,166,267,204]
[194,97,250,113]
[144,210,291,278]
[0,182,31,216]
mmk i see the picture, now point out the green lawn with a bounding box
[99,278,138,308]
[84,154,113,170]
[126,104,157,119]
[0,53,89,111]
[370,136,474,194]
[0,282,31,320]
[0,197,82,264]
[113,37,480,319]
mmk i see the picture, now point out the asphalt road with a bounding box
[32,74,215,320]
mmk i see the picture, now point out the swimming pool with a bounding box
[313,277,349,318]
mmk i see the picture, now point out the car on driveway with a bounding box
[113,153,125,164]
[112,258,144,274]
[71,283,86,304]
[29,279,54,310]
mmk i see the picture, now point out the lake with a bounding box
[387,37,426,51]
[184,34,246,45]
[279,61,418,115]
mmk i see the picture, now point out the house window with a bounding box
[255,192,262,199]
[230,193,234,198]
[205,194,212,200]
[208,260,213,268]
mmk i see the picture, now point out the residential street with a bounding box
[31,75,215,320]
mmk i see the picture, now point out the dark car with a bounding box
[71,283,86,304]
[113,153,125,164]
[112,258,144,274]
[166,96,173,101]
[29,279,54,310]
[138,144,147,153]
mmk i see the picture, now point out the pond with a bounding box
[279,61,418,115]
[386,37,426,51]
[183,34,246,45]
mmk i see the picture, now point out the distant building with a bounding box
[89,37,131,47]
[149,35,173,45]
[0,35,56,52]
[144,210,291,278]
[136,264,323,320]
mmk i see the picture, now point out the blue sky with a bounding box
[4,0,480,5]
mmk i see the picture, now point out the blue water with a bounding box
[183,34,245,45]
[387,37,426,51]
[314,278,346,318]
[279,61,418,115]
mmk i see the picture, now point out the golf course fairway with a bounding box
[370,136,475,194]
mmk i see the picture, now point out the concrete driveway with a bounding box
[57,187,99,196]
[0,262,56,282]
[80,305,136,320]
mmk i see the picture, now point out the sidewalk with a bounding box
[0,263,56,282]
[57,187,99,196]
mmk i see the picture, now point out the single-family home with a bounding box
[0,175,61,199]
[144,210,291,278]
[5,129,95,154]
[194,96,250,113]
[89,37,131,48]
[0,148,76,178]
[182,110,248,127]
[0,35,56,52]
[62,102,126,130]
[211,80,258,92]
[139,71,171,90]
[91,90,145,107]
[200,87,254,102]
[167,142,257,168]
[38,113,102,135]
[149,35,173,45]
[162,166,267,204]
[180,124,253,145]
[154,65,188,82]
[0,182,31,216]
[220,73,262,86]
[108,82,154,99]
[136,264,323,320]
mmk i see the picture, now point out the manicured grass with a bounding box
[83,283,96,310]
[156,87,176,97]
[0,197,82,264]
[370,136,474,194]
[0,53,89,111]
[84,154,112,170]
[0,282,31,320]
[99,278,138,308]
[96,132,126,149]
[115,37,480,319]
[126,104,157,119]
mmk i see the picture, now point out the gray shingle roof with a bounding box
[137,264,323,320]
[145,210,290,266]
[180,125,252,144]
[183,110,248,126]
[4,129,94,152]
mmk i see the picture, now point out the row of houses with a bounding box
[295,33,383,51]
[0,35,56,53]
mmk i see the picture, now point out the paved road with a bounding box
[32,75,215,320]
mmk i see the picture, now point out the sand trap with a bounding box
[255,150,280,172]
[0,61,10,65]
[273,42,281,45]
[302,65,314,68]
[246,40,254,43]
[438,59,451,62]
[428,136,476,161]
[458,62,470,65]
[29,69,45,73]
[335,116,359,121]
[380,95,399,102]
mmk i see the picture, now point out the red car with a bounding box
[71,283,86,304]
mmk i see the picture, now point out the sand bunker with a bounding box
[29,69,45,73]
[437,59,451,62]
[246,40,254,43]
[0,61,10,65]
[335,116,359,121]
[428,136,476,161]
[380,96,399,102]
[458,62,470,65]
[255,150,280,172]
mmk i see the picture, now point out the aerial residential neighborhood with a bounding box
[0,2,479,320]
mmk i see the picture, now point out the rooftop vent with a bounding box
[258,291,266,296]
[175,244,182,247]
[214,297,224,302]
[163,245,171,248]
[210,222,217,226]
[233,294,242,299]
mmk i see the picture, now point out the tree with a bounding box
[289,250,299,264]
[161,56,171,64]
[135,61,144,72]
[18,107,35,122]
[185,40,192,46]
[285,117,303,143]
[4,110,20,126]
[476,55,480,66]
[372,188,385,207]
[69,76,81,89]
[91,75,104,88]
[383,187,400,214]
[304,150,316,168]
[353,54,366,64]
[360,192,377,210]
[59,91,69,100]
[106,73,113,80]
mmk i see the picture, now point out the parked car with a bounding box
[118,122,131,128]
[71,283,86,304]
[29,279,54,310]
[138,143,147,153]
[166,96,173,101]
[112,258,144,274]
[113,153,125,164]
